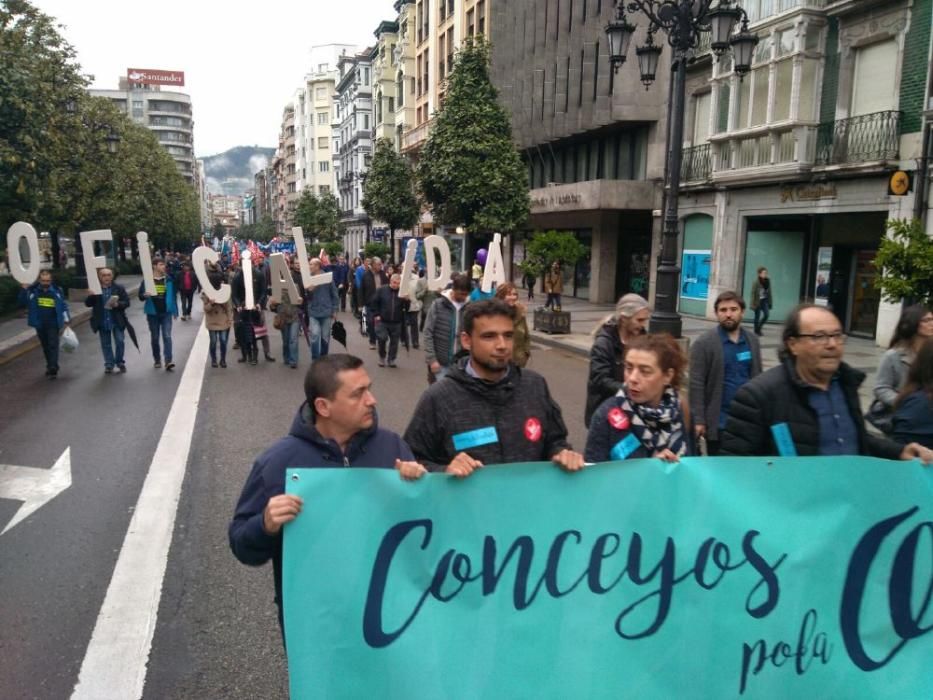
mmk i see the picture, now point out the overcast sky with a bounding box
[33,0,392,158]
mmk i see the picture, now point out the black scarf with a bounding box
[617,386,687,457]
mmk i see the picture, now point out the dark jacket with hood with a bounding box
[228,403,414,620]
[720,358,903,459]
[404,357,573,470]
[585,322,627,427]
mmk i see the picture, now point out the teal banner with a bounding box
[283,458,933,699]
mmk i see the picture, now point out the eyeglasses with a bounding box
[796,332,847,345]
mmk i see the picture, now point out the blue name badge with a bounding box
[737,351,752,362]
[770,422,798,457]
[610,433,642,461]
[452,426,499,451]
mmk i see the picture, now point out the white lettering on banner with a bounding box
[290,226,332,292]
[269,252,300,305]
[242,249,255,309]
[423,235,452,291]
[291,227,314,289]
[137,231,156,293]
[81,230,113,295]
[192,246,230,303]
[481,233,506,292]
[8,222,462,295]
[6,222,41,285]
[398,239,418,299]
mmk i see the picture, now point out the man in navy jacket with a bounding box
[228,354,424,631]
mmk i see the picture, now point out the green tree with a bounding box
[874,218,933,305]
[520,230,588,277]
[294,189,343,242]
[211,221,226,239]
[256,214,275,240]
[322,240,344,259]
[362,138,419,253]
[293,188,319,236]
[0,0,89,238]
[418,36,529,234]
[315,191,343,242]
[363,242,390,260]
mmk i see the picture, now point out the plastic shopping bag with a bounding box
[61,326,79,353]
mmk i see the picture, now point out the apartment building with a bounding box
[296,45,354,199]
[335,48,375,254]
[489,0,669,304]
[676,0,932,343]
[91,73,197,185]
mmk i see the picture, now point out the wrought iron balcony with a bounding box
[814,110,901,167]
[682,143,711,182]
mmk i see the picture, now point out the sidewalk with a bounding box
[526,295,887,407]
[0,275,143,366]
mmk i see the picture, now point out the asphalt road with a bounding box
[1,301,591,699]
[0,296,204,700]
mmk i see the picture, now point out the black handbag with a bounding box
[865,399,894,434]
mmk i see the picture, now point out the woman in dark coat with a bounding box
[584,293,650,427]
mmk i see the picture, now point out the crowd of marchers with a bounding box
[225,280,933,631]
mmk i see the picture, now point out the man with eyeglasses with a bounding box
[721,304,932,463]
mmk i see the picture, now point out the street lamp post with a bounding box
[606,0,757,337]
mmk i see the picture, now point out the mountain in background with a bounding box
[201,145,275,196]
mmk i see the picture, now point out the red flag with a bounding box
[319,248,331,266]
[231,242,240,266]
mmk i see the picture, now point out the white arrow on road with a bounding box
[0,447,72,535]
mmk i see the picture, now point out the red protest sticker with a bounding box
[524,417,542,442]
[608,407,629,431]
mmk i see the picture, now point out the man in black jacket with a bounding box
[721,304,932,463]
[403,299,585,477]
[85,267,131,373]
[373,273,409,367]
[360,257,389,349]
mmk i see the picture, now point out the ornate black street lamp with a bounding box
[606,0,757,336]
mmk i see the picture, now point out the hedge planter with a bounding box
[533,309,571,334]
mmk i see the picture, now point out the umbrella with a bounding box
[330,319,347,349]
[115,309,140,351]
[124,318,140,352]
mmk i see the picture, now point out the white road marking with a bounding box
[0,447,72,535]
[71,326,209,700]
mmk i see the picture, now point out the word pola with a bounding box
[6,224,509,305]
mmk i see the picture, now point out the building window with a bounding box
[467,8,475,36]
[363,114,370,130]
[692,92,711,144]
[315,87,327,100]
[318,137,328,148]
[363,67,370,86]
[851,39,898,116]
[319,185,330,194]
[319,161,329,172]
[388,96,395,113]
[478,0,486,35]
[317,111,328,125]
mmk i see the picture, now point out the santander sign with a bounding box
[126,68,185,87]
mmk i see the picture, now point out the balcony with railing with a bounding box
[401,118,432,152]
[744,0,828,26]
[682,143,712,182]
[814,110,901,167]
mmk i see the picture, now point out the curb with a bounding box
[0,283,141,367]
[528,330,591,358]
